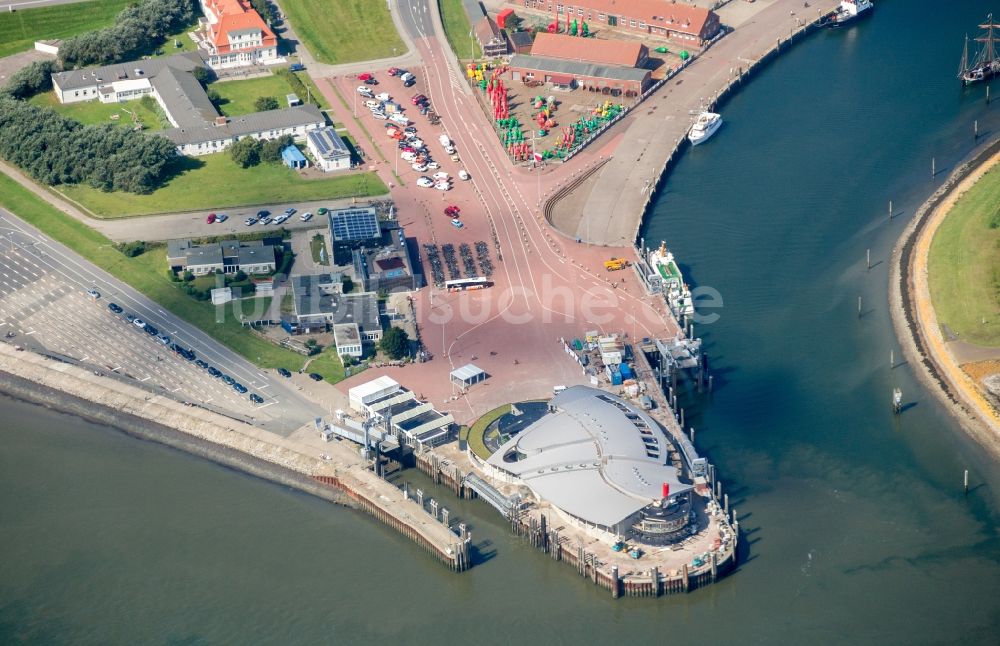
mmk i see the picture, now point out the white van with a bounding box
[400,72,415,83]
[553,385,567,394]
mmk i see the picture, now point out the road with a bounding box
[0,208,324,435]
[2,0,88,9]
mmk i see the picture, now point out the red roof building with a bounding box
[517,0,721,45]
[198,0,278,69]
[530,32,647,67]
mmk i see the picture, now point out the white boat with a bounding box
[648,241,694,318]
[688,112,722,146]
[824,0,873,28]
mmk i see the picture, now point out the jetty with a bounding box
[547,0,842,246]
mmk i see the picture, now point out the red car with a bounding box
[411,94,427,105]
[206,213,216,224]
[358,72,374,81]
[388,67,400,76]
[444,205,461,217]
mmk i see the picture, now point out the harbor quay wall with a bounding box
[414,444,739,599]
[628,9,837,246]
[0,343,468,572]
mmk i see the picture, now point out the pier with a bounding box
[546,0,841,246]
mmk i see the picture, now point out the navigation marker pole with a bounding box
[932,157,936,178]
[974,119,979,140]
[889,200,893,220]
[867,248,871,271]
[858,296,862,318]
[965,469,970,495]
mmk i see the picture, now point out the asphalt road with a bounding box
[0,208,324,436]
[2,0,89,9]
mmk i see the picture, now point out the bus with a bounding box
[445,277,492,292]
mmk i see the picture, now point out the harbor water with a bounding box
[3,0,1000,642]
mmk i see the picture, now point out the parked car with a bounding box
[215,213,228,223]
[416,177,434,188]
[300,211,313,222]
[86,288,101,299]
[459,169,470,180]
[411,94,427,105]
[195,359,208,369]
[435,182,450,191]
[375,92,391,101]
[412,162,428,172]
[272,214,289,225]
[108,303,123,314]
[249,393,264,404]
[426,161,440,170]
[400,72,415,83]
[158,334,170,345]
[259,216,272,225]
[403,77,416,87]
[284,207,296,216]
[206,213,216,224]
[444,145,456,154]
[309,372,323,381]
[433,171,449,181]
[357,85,374,96]
[257,210,270,218]
[364,99,382,110]
[133,318,146,330]
[451,218,464,229]
[277,368,292,378]
[389,114,409,126]
[388,67,402,76]
[372,111,388,120]
[444,205,460,217]
[144,325,158,337]
[358,72,374,82]
[289,63,305,72]
[244,216,258,226]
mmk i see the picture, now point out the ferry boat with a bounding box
[648,241,694,318]
[959,15,1000,85]
[822,0,873,28]
[687,112,722,146]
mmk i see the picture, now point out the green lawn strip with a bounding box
[309,233,329,265]
[306,348,345,382]
[467,403,511,460]
[290,70,328,109]
[280,0,404,64]
[29,91,165,131]
[57,153,388,218]
[148,20,200,58]
[0,0,130,59]
[0,172,307,370]
[438,0,480,60]
[928,164,1000,347]
[326,81,388,164]
[211,75,298,117]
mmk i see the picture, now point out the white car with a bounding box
[412,162,428,172]
[401,151,417,162]
[416,177,434,188]
[356,85,373,95]
[434,182,450,191]
[375,92,391,101]
[133,318,147,330]
[372,112,388,120]
[364,99,382,110]
[273,213,290,225]
[426,161,440,170]
[458,169,470,180]
[86,288,101,299]
[389,114,409,126]
[444,145,456,154]
[433,171,449,181]
[409,138,423,148]
[300,211,313,221]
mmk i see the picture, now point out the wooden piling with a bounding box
[964,469,969,495]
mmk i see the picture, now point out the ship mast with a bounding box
[973,14,998,68]
[959,34,969,79]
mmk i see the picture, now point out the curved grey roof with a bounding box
[485,385,691,528]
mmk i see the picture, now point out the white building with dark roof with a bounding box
[50,53,325,156]
[483,386,695,543]
[306,126,352,172]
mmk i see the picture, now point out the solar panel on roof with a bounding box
[330,208,379,241]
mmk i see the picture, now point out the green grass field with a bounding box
[0,172,308,370]
[438,0,481,60]
[928,164,1000,347]
[280,0,404,64]
[0,0,130,59]
[467,404,511,460]
[29,91,167,131]
[306,348,345,383]
[310,234,329,265]
[57,153,388,218]
[211,75,299,117]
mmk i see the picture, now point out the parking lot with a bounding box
[0,211,323,435]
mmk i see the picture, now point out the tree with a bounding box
[232,269,247,282]
[191,66,210,86]
[182,270,194,281]
[229,137,261,168]
[1,60,56,100]
[254,96,279,111]
[249,0,273,24]
[260,135,293,163]
[379,327,409,360]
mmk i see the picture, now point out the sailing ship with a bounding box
[959,14,1000,85]
[822,0,874,28]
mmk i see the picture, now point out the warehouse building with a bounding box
[516,0,721,45]
[483,386,694,543]
[529,31,648,68]
[508,53,651,94]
